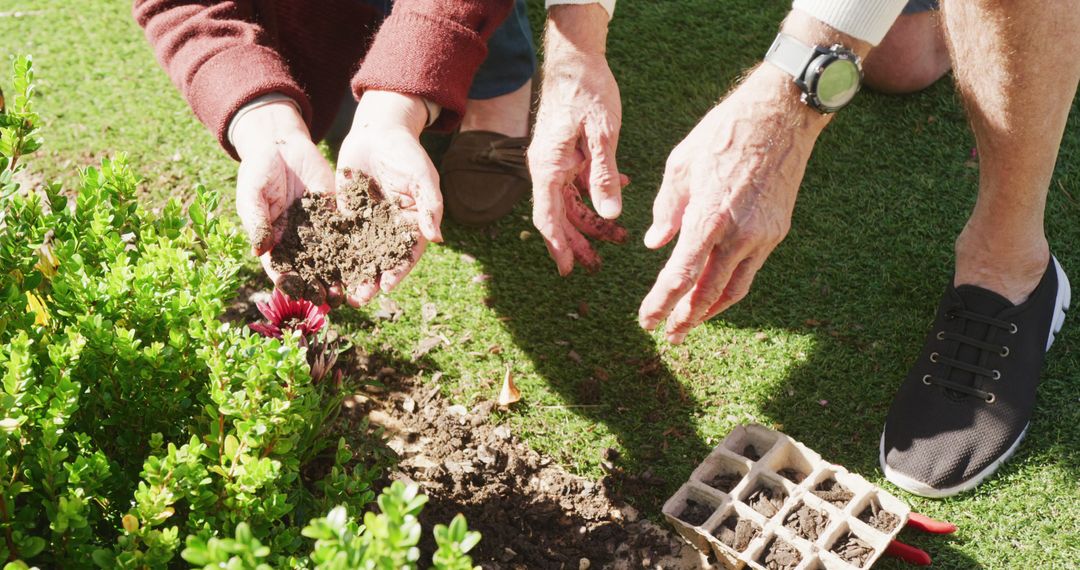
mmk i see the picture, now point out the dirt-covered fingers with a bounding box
[346,281,379,308]
[236,151,286,255]
[564,221,602,273]
[563,183,628,243]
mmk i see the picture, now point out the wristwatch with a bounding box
[764,33,862,113]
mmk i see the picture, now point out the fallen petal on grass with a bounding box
[497,368,521,407]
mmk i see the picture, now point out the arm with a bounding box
[132,0,312,160]
[638,9,887,343]
[528,3,627,275]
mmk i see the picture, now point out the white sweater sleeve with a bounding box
[546,0,616,19]
[791,0,908,45]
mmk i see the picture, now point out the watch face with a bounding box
[815,57,861,111]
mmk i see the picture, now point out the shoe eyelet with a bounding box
[930,352,939,363]
[991,370,1001,380]
[936,331,946,340]
[1000,346,1010,357]
[1009,323,1018,334]
[922,374,932,386]
[985,393,996,404]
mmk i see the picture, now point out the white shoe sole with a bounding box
[879,256,1070,498]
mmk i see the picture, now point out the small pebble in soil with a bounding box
[813,477,854,508]
[713,515,760,552]
[746,484,787,518]
[777,467,807,483]
[758,537,802,570]
[858,501,900,532]
[739,444,763,461]
[783,502,829,541]
[831,532,875,568]
[706,471,742,493]
[678,499,714,526]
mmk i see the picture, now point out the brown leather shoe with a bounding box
[440,130,531,226]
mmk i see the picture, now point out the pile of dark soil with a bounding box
[831,532,874,567]
[678,499,714,527]
[813,477,853,508]
[777,468,806,484]
[758,537,801,570]
[746,484,787,518]
[738,445,763,461]
[706,472,742,493]
[858,502,900,532]
[268,174,417,303]
[783,502,828,541]
[356,373,705,569]
[714,515,760,551]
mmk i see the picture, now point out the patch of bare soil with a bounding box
[358,374,707,569]
[758,537,801,570]
[269,173,416,303]
[713,515,760,552]
[858,501,899,533]
[812,477,853,509]
[831,532,873,568]
[783,502,828,541]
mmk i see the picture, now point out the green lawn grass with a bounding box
[3,1,1079,568]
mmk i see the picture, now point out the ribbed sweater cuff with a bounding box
[353,11,488,132]
[188,44,313,160]
[546,0,615,19]
[791,0,907,45]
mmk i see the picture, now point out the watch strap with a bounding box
[765,33,816,80]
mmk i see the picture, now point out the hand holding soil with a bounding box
[268,173,419,305]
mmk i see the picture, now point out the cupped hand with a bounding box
[638,66,830,343]
[528,4,627,275]
[335,90,442,306]
[232,99,340,302]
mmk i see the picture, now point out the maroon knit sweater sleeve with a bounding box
[133,0,313,159]
[353,0,515,132]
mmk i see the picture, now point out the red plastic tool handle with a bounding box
[886,540,933,566]
[906,512,958,534]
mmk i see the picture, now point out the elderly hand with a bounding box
[528,3,627,275]
[638,65,830,343]
[232,99,339,299]
[335,90,443,306]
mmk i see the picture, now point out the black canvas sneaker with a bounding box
[880,256,1070,498]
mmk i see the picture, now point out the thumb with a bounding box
[236,151,283,256]
[583,119,623,219]
[643,168,689,250]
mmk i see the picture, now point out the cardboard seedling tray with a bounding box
[663,425,910,570]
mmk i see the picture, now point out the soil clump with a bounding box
[831,532,874,567]
[746,484,786,518]
[758,537,801,570]
[783,502,828,541]
[813,477,853,508]
[706,472,742,493]
[739,444,763,460]
[678,499,714,526]
[858,501,899,532]
[777,468,806,483]
[714,515,760,551]
[355,371,706,569]
[269,174,417,303]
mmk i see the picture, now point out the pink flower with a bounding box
[249,289,329,339]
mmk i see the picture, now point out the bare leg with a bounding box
[945,0,1080,303]
[864,11,951,94]
[459,78,533,138]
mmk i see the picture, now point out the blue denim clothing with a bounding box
[360,0,536,100]
[903,0,938,14]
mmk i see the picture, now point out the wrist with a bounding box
[231,100,309,160]
[353,90,428,138]
[742,64,833,133]
[546,4,609,60]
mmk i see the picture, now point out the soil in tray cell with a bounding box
[739,444,764,461]
[706,471,743,493]
[812,477,854,509]
[713,515,761,552]
[757,537,802,570]
[831,532,875,568]
[678,498,714,526]
[745,483,787,518]
[783,502,829,541]
[777,467,807,483]
[858,500,900,533]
